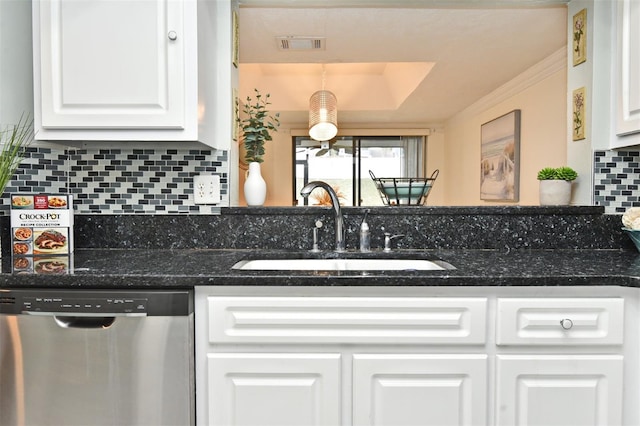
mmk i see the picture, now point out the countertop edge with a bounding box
[2,248,639,289]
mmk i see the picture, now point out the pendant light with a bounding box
[309,66,338,141]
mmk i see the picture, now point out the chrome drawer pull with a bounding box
[560,318,574,330]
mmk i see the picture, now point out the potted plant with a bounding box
[238,89,280,206]
[537,166,578,205]
[0,114,33,257]
[0,115,33,195]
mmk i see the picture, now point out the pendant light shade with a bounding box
[309,90,338,141]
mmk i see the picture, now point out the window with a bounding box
[293,136,426,206]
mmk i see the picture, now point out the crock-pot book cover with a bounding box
[10,194,74,258]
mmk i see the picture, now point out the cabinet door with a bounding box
[207,353,341,426]
[615,0,640,136]
[34,0,189,132]
[353,354,487,426]
[496,355,623,426]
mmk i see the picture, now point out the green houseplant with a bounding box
[537,166,578,205]
[239,89,280,164]
[0,115,33,195]
[0,115,33,258]
[537,166,578,182]
[238,89,280,206]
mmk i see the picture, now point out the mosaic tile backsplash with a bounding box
[0,146,228,215]
[594,150,640,213]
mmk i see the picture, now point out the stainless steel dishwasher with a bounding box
[0,288,194,426]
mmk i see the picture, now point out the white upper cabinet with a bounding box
[614,0,640,140]
[36,0,189,131]
[32,0,233,149]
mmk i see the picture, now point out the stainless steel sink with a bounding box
[232,258,453,271]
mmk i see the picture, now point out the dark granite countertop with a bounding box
[1,248,639,289]
[1,206,637,289]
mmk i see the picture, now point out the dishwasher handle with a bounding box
[22,311,146,329]
[54,316,117,329]
[23,311,146,318]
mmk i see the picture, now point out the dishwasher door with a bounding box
[0,289,194,426]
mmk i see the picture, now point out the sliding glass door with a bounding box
[294,136,426,206]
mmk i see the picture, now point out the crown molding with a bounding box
[452,47,566,120]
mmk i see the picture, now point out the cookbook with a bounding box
[10,194,74,261]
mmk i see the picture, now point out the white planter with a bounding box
[244,162,267,206]
[539,180,572,205]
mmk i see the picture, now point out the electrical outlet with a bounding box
[193,174,221,205]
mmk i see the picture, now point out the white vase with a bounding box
[539,180,572,205]
[244,162,267,206]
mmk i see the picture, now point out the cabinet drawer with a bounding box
[496,298,624,345]
[208,296,487,345]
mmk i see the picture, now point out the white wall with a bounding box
[425,128,446,205]
[238,125,294,206]
[443,51,567,206]
[567,0,596,205]
[566,0,640,204]
[0,0,33,126]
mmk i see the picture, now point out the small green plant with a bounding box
[239,89,280,164]
[536,167,557,180]
[0,114,33,194]
[537,166,578,181]
[555,166,578,181]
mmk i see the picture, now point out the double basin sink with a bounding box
[233,255,454,272]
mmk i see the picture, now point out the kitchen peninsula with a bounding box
[2,206,640,426]
[0,206,636,286]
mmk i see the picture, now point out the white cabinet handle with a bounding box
[168,31,178,41]
[560,318,574,330]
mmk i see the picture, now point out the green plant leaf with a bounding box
[537,166,578,181]
[0,114,34,194]
[239,89,281,164]
[555,166,578,181]
[537,167,557,180]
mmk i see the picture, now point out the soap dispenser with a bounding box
[359,210,371,252]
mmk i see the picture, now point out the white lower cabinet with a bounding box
[496,355,623,426]
[207,353,341,426]
[195,288,636,426]
[495,297,626,426]
[353,354,487,426]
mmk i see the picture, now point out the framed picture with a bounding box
[573,87,586,141]
[232,87,239,141]
[480,110,521,202]
[232,10,239,68]
[573,8,587,66]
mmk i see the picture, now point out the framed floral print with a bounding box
[232,10,239,68]
[573,8,587,66]
[573,87,586,141]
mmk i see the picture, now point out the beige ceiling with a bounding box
[238,0,568,127]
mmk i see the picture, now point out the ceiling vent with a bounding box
[277,36,325,51]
